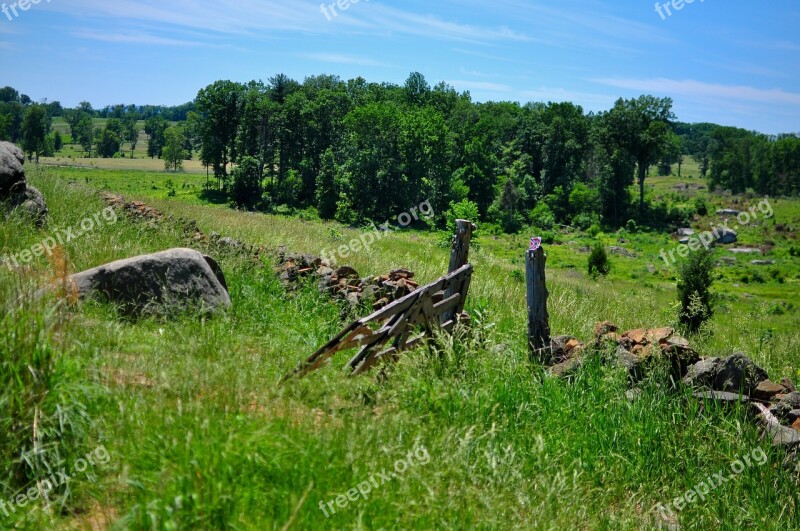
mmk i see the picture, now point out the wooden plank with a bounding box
[282,263,474,382]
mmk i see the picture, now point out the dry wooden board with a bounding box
[281,263,473,381]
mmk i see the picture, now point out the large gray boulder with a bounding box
[683,353,768,395]
[42,248,231,316]
[0,141,25,195]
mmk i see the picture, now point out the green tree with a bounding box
[196,80,245,186]
[315,148,338,219]
[605,96,675,211]
[231,156,263,207]
[162,126,188,171]
[53,130,63,151]
[145,116,169,158]
[95,126,122,159]
[21,104,51,162]
[124,117,139,158]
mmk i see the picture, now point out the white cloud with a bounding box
[72,30,207,47]
[445,80,513,93]
[298,53,391,68]
[591,78,800,106]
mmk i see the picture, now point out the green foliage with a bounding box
[587,242,611,277]
[95,124,122,158]
[530,202,555,229]
[230,156,262,208]
[162,126,188,171]
[694,196,708,216]
[446,199,480,232]
[315,148,338,219]
[21,104,51,161]
[677,249,715,333]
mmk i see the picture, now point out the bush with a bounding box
[572,213,600,230]
[587,242,610,277]
[530,203,555,230]
[677,248,715,333]
[694,197,708,216]
[446,199,480,232]
[587,224,602,238]
[625,219,638,233]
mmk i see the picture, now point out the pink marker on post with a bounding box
[529,237,542,251]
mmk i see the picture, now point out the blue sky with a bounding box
[1,0,798,133]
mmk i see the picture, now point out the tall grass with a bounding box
[0,167,798,528]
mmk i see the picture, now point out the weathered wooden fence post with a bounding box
[448,219,475,274]
[527,245,551,362]
[441,219,475,325]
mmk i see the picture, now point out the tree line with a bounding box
[1,76,798,231]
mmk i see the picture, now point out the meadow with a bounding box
[1,158,799,529]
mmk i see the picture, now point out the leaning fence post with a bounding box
[527,243,551,362]
[441,219,475,325]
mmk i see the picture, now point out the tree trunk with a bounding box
[638,163,647,211]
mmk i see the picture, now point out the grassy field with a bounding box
[1,165,799,529]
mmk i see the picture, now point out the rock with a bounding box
[729,248,761,254]
[716,228,738,244]
[608,246,637,258]
[717,209,742,216]
[335,266,359,279]
[750,260,776,266]
[683,353,768,395]
[792,419,800,433]
[782,378,798,393]
[8,184,48,226]
[766,423,800,448]
[550,335,579,363]
[0,141,25,195]
[693,390,749,405]
[548,356,584,379]
[593,321,618,338]
[40,248,231,316]
[678,237,690,245]
[623,328,648,345]
[752,380,787,401]
[676,228,695,237]
[788,410,800,423]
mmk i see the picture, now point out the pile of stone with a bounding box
[0,141,48,226]
[546,323,699,381]
[276,247,418,310]
[102,192,265,259]
[545,320,800,465]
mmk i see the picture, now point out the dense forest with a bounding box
[1,74,798,232]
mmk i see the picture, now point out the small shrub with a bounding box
[588,242,610,277]
[677,248,715,333]
[587,224,602,238]
[625,219,638,233]
[694,197,708,216]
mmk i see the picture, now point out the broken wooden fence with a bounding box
[282,219,476,381]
